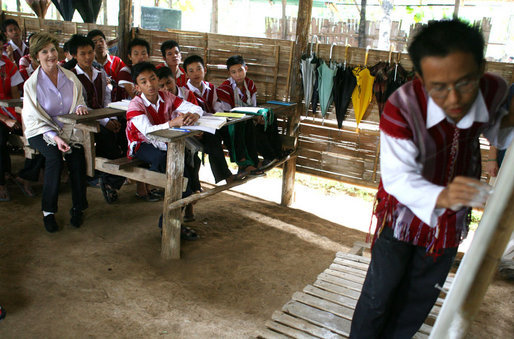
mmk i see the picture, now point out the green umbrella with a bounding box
[317,60,337,119]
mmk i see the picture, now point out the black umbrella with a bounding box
[51,0,75,21]
[332,66,356,128]
[384,62,411,102]
[310,56,321,118]
[369,61,389,116]
[75,0,102,23]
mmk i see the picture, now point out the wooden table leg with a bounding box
[82,131,96,177]
[161,139,185,259]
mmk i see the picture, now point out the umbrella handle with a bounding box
[310,35,319,56]
[364,46,371,67]
[330,42,337,62]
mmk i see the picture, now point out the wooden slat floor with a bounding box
[258,249,454,339]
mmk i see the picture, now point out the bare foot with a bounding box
[15,177,35,197]
[0,185,10,202]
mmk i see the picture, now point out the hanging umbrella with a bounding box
[310,56,321,118]
[300,53,315,116]
[332,65,356,128]
[317,60,337,119]
[351,65,375,130]
[384,62,411,102]
[51,0,75,21]
[75,0,102,23]
[25,0,52,18]
[369,61,389,116]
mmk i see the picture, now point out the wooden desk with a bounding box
[0,98,23,108]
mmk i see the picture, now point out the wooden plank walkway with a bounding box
[258,249,454,339]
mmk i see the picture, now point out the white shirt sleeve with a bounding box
[215,101,232,112]
[10,70,24,87]
[380,131,446,227]
[251,92,257,107]
[130,114,169,151]
[175,100,203,117]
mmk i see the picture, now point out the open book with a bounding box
[185,115,228,134]
[107,100,130,111]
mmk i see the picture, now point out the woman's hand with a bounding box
[53,135,71,153]
[75,106,88,115]
[4,118,20,130]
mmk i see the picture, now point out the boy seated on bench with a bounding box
[126,62,203,240]
[68,34,126,203]
[86,29,126,102]
[157,40,186,87]
[217,55,282,174]
[117,38,151,99]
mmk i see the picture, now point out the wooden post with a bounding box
[280,0,313,207]
[118,0,132,63]
[210,0,218,33]
[453,0,461,19]
[161,139,185,260]
[429,145,514,338]
[357,0,367,48]
[281,0,287,40]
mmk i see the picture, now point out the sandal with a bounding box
[135,193,160,202]
[181,225,199,241]
[0,186,10,202]
[100,179,118,204]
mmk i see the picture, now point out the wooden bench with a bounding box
[259,242,454,339]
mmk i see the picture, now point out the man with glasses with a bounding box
[350,19,514,338]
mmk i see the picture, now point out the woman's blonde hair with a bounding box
[29,32,59,61]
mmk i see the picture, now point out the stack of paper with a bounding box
[108,100,131,111]
[186,115,228,134]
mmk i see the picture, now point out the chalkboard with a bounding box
[141,6,181,31]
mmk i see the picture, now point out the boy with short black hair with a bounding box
[68,34,126,203]
[160,60,234,186]
[126,62,202,238]
[158,39,186,87]
[156,66,197,104]
[2,19,28,66]
[117,38,151,98]
[217,55,282,173]
[183,54,221,113]
[87,29,126,101]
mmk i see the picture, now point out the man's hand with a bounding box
[169,113,185,128]
[182,113,199,126]
[5,45,14,61]
[53,135,71,153]
[485,161,499,177]
[75,106,88,115]
[436,176,492,211]
[105,119,121,133]
[4,118,20,130]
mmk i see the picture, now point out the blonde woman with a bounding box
[23,32,89,233]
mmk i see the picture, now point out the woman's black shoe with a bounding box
[70,208,83,228]
[43,214,59,233]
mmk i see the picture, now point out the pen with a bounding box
[171,127,190,132]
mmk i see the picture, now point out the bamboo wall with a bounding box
[135,28,294,102]
[2,12,513,188]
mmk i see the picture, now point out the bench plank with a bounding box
[271,311,343,339]
[303,285,358,310]
[282,300,352,337]
[103,157,144,171]
[292,292,354,321]
[265,320,318,339]
[96,157,166,188]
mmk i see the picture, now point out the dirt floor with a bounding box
[0,155,512,338]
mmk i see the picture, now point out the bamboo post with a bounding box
[118,0,132,63]
[429,144,514,338]
[280,0,313,207]
[210,0,218,33]
[161,139,185,260]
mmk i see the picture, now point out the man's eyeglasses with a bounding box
[428,78,480,99]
